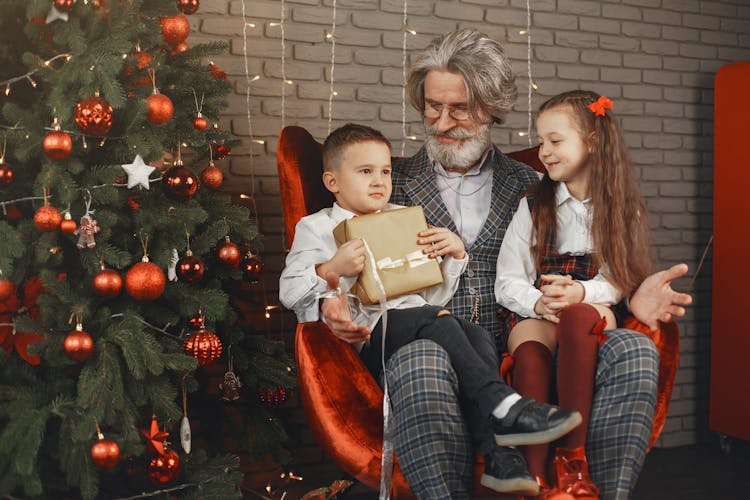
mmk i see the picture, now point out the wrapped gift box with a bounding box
[333,206,444,305]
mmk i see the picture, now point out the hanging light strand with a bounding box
[280,0,287,130]
[327,0,337,135]
[0,53,72,95]
[240,0,256,192]
[525,0,533,145]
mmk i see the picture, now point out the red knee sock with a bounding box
[555,303,605,450]
[512,340,553,480]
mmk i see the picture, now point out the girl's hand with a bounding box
[317,239,366,279]
[418,226,466,260]
[540,274,585,305]
[533,294,568,323]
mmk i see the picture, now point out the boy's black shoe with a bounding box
[480,445,539,495]
[493,397,582,446]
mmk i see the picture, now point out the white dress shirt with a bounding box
[494,182,623,319]
[432,149,493,248]
[280,202,468,349]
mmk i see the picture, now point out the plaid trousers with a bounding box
[387,330,658,500]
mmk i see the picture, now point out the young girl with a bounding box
[494,90,652,500]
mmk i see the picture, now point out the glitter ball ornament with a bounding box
[0,161,13,186]
[184,328,222,366]
[147,449,181,484]
[176,0,200,15]
[216,237,240,268]
[74,94,113,136]
[93,267,123,299]
[162,163,198,201]
[64,323,94,362]
[211,142,231,160]
[43,130,73,160]
[258,386,287,407]
[34,205,62,231]
[192,113,207,131]
[146,92,174,125]
[241,254,263,283]
[176,251,204,283]
[159,15,190,46]
[0,278,15,301]
[91,436,121,469]
[54,0,75,13]
[199,162,222,189]
[125,257,166,301]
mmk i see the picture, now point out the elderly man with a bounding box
[323,29,691,499]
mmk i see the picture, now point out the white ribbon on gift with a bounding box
[376,249,433,271]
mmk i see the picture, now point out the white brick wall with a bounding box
[192,0,750,455]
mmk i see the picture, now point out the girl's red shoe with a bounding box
[553,446,600,500]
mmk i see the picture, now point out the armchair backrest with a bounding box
[276,125,543,246]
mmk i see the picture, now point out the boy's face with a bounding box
[323,140,392,216]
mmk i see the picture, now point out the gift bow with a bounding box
[588,95,613,116]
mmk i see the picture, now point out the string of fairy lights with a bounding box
[326,0,337,135]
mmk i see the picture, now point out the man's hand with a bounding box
[630,263,693,331]
[320,271,371,344]
[418,226,466,259]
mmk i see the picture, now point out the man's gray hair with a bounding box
[406,29,517,124]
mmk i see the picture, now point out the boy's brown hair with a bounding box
[322,123,391,172]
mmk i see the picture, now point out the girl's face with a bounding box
[536,106,591,199]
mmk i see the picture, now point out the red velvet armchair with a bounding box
[276,125,679,498]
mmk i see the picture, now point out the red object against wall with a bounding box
[710,61,750,442]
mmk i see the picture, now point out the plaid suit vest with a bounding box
[391,146,539,351]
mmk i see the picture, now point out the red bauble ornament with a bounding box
[91,436,121,469]
[0,279,15,301]
[241,254,263,283]
[93,267,123,299]
[176,252,204,283]
[159,15,190,46]
[74,95,113,136]
[216,237,240,268]
[211,142,231,160]
[258,386,288,407]
[125,258,166,301]
[192,113,207,131]
[60,211,77,234]
[63,324,94,362]
[176,0,200,15]
[162,163,198,201]
[0,161,13,186]
[54,0,76,13]
[169,42,189,55]
[146,93,174,125]
[147,449,181,484]
[199,162,223,190]
[184,327,222,366]
[34,205,62,231]
[43,130,73,160]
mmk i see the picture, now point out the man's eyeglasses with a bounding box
[423,101,471,121]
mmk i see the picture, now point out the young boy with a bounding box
[279,123,582,495]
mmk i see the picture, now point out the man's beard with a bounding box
[424,121,492,170]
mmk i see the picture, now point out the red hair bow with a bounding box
[588,95,613,116]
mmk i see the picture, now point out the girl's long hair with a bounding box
[530,90,651,295]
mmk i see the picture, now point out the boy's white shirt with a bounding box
[494,182,623,319]
[279,202,468,348]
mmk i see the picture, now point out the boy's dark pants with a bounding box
[359,305,513,455]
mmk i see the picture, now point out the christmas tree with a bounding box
[0,1,294,498]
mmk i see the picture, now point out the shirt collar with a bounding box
[431,147,494,178]
[331,202,395,221]
[556,182,591,206]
